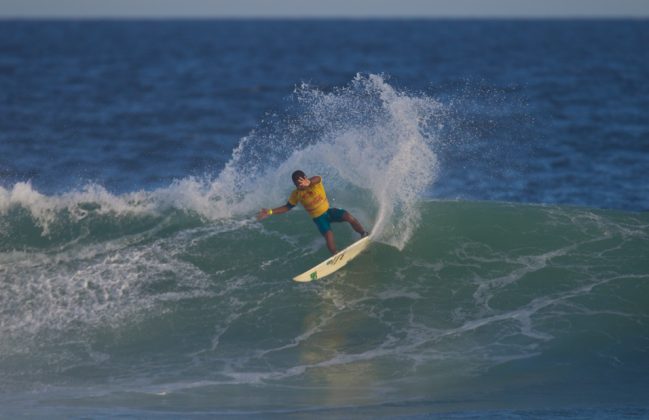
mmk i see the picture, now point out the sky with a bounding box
[1,0,649,18]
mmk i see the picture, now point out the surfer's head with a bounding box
[292,170,307,187]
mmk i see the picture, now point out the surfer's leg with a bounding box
[341,211,367,236]
[313,212,337,254]
[324,230,337,254]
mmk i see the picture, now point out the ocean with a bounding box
[1,20,648,418]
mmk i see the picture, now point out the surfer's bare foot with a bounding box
[361,231,370,238]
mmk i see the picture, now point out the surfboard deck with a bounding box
[293,235,371,282]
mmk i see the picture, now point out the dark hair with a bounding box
[291,170,306,184]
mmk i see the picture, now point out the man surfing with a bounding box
[257,170,368,254]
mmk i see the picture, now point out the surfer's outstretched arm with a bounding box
[256,203,294,221]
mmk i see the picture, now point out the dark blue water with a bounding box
[1,20,649,419]
[1,20,648,209]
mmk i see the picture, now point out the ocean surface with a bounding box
[1,20,648,418]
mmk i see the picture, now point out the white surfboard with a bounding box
[293,235,372,282]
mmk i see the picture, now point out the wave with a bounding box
[1,74,648,411]
[2,199,647,353]
[1,196,648,411]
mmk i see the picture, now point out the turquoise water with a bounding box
[1,199,648,417]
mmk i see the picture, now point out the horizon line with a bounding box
[1,15,648,20]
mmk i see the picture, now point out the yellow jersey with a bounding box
[288,179,330,218]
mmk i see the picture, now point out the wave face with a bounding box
[1,198,648,415]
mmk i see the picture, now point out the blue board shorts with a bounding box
[312,208,347,235]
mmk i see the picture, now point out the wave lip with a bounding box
[2,74,445,251]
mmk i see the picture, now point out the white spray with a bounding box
[0,75,444,249]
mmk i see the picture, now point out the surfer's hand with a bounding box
[257,208,270,220]
[297,177,310,188]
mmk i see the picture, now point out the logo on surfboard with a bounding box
[326,252,346,266]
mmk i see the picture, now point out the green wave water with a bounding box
[1,199,647,416]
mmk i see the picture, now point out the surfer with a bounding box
[257,170,368,254]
